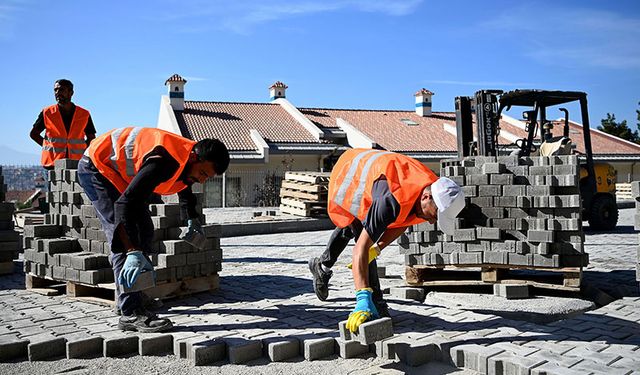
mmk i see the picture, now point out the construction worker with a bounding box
[30,79,96,169]
[77,127,229,332]
[308,148,465,332]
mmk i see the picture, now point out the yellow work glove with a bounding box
[347,243,381,269]
[345,288,379,333]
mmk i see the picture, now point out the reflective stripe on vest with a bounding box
[123,127,143,176]
[333,149,377,206]
[348,151,392,216]
[109,127,126,174]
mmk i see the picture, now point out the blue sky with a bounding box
[0,0,639,163]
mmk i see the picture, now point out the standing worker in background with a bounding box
[77,127,229,332]
[30,79,96,169]
[308,148,465,332]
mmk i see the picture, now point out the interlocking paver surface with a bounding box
[0,208,638,374]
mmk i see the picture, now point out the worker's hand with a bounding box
[118,250,153,289]
[345,288,379,333]
[187,218,204,235]
[347,244,381,269]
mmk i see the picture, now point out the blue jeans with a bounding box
[77,156,144,315]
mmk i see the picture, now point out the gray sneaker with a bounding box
[118,308,173,333]
[309,257,332,301]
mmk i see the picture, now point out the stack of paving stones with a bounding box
[0,165,22,275]
[22,158,222,291]
[633,181,640,289]
[279,171,330,217]
[399,155,588,270]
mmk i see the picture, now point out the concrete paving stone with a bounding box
[172,333,202,358]
[303,337,336,361]
[138,333,173,356]
[452,343,506,374]
[224,337,262,364]
[27,334,66,361]
[0,335,29,361]
[393,338,439,367]
[530,363,586,375]
[336,338,369,359]
[66,335,103,359]
[354,317,393,345]
[493,284,530,299]
[263,337,300,362]
[191,339,226,366]
[569,359,633,375]
[390,286,425,301]
[525,349,583,368]
[103,335,139,357]
[488,354,547,375]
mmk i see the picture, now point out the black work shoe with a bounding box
[309,257,332,301]
[374,300,391,318]
[118,308,173,333]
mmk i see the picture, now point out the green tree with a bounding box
[598,112,640,144]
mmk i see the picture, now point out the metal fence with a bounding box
[202,169,290,208]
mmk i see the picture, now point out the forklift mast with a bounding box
[455,90,503,158]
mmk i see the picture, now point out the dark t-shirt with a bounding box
[32,104,97,135]
[114,147,198,249]
[362,178,401,242]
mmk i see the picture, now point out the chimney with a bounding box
[269,81,288,101]
[415,88,434,117]
[165,74,187,111]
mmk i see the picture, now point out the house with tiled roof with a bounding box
[156,75,640,207]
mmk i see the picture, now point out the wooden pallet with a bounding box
[405,264,582,291]
[615,183,632,200]
[281,180,328,193]
[279,204,327,217]
[26,273,220,306]
[280,197,326,210]
[284,171,330,184]
[279,188,327,202]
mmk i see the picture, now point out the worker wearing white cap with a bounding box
[309,149,465,333]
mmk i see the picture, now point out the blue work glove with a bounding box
[187,218,204,235]
[118,250,153,289]
[345,288,379,333]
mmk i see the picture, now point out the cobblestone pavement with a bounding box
[0,209,638,374]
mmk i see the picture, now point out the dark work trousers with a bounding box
[319,221,384,303]
[77,156,150,316]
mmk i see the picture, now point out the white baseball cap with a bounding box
[431,177,465,235]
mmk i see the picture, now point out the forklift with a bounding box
[455,89,618,230]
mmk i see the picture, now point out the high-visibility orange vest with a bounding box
[87,127,197,195]
[328,148,438,229]
[41,104,90,167]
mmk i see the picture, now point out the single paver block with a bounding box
[191,339,226,366]
[488,354,547,375]
[263,337,300,362]
[139,334,173,355]
[225,338,262,364]
[66,336,103,359]
[336,338,369,359]
[104,336,139,357]
[494,284,530,299]
[390,287,425,301]
[338,320,351,341]
[394,339,438,367]
[28,335,67,361]
[0,335,29,361]
[354,317,393,345]
[303,337,335,361]
[451,344,505,374]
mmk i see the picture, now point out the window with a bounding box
[400,118,419,126]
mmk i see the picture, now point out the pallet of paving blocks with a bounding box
[0,165,22,275]
[399,155,588,291]
[279,171,330,217]
[22,159,222,304]
[633,181,640,289]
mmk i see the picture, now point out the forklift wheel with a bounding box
[588,194,618,231]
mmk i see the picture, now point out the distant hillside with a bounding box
[0,144,40,165]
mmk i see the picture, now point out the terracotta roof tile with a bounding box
[176,101,321,151]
